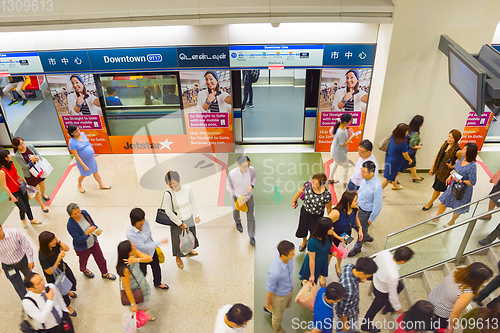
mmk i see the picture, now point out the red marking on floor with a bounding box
[45,163,76,207]
[203,154,227,206]
[324,158,338,205]
[476,160,493,179]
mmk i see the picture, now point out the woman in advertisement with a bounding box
[332,69,368,112]
[67,75,103,116]
[197,71,231,113]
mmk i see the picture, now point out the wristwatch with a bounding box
[76,103,83,108]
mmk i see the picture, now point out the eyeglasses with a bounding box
[358,148,368,153]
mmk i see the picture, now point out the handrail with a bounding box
[387,190,500,237]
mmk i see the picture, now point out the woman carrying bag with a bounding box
[12,137,51,213]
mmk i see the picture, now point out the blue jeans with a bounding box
[347,181,359,192]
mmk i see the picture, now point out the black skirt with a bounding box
[432,176,448,192]
[295,206,323,238]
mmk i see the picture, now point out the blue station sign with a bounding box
[39,50,92,73]
[177,46,230,68]
[322,44,376,67]
[87,47,178,72]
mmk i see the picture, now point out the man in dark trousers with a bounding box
[242,70,259,111]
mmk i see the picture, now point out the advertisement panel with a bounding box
[460,110,493,150]
[229,45,324,67]
[316,68,372,152]
[108,135,189,154]
[46,73,112,153]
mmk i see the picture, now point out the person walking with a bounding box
[347,140,378,192]
[477,167,500,246]
[126,208,169,289]
[164,171,201,269]
[404,115,424,182]
[305,282,347,333]
[328,113,359,188]
[0,150,41,227]
[227,155,257,246]
[241,70,257,111]
[214,303,253,332]
[360,246,414,333]
[348,161,383,257]
[264,240,295,333]
[0,224,34,299]
[38,231,77,316]
[67,124,111,193]
[436,142,478,228]
[473,260,500,309]
[12,137,50,213]
[293,173,332,252]
[66,203,116,281]
[394,300,434,333]
[381,123,413,191]
[422,130,462,211]
[336,257,378,333]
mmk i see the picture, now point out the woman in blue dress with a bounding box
[67,124,110,193]
[436,142,477,228]
[381,123,413,191]
[299,217,334,288]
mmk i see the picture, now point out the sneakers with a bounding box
[241,106,245,112]
[22,99,28,106]
[8,100,19,106]
[348,249,361,257]
[248,103,254,108]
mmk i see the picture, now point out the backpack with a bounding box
[250,70,260,83]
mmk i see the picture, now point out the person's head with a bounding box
[167,85,176,94]
[361,160,376,180]
[333,112,353,135]
[66,203,81,221]
[454,262,493,295]
[116,240,135,277]
[475,302,500,333]
[204,71,220,94]
[311,217,334,245]
[463,142,478,162]
[334,83,338,87]
[106,87,115,96]
[67,124,79,138]
[165,171,181,191]
[324,282,346,304]
[402,300,434,333]
[334,190,358,214]
[311,173,327,190]
[277,240,295,260]
[24,272,46,294]
[70,75,87,97]
[345,69,360,94]
[237,155,251,174]
[447,129,462,145]
[353,257,378,282]
[409,115,424,133]
[38,231,56,258]
[226,303,253,328]
[144,88,152,105]
[394,246,414,264]
[11,137,25,153]
[358,139,373,158]
[130,207,146,228]
[0,149,13,170]
[392,123,409,145]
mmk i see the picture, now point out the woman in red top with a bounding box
[395,300,434,333]
[0,150,40,227]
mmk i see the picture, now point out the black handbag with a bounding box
[155,191,178,227]
[451,181,467,201]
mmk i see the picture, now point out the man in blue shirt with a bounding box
[264,240,295,333]
[105,87,123,106]
[349,160,383,257]
[306,282,346,333]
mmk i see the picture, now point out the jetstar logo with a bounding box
[124,138,173,150]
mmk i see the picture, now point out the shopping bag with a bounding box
[27,185,38,199]
[330,243,349,259]
[156,247,165,264]
[235,196,248,212]
[295,281,319,311]
[179,229,195,255]
[378,135,391,152]
[53,267,73,296]
[29,161,43,178]
[122,312,137,333]
[38,158,53,178]
[136,311,149,328]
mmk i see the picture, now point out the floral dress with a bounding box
[439,158,477,214]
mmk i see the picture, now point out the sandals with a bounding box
[83,269,95,278]
[391,185,404,190]
[298,245,306,252]
[30,220,42,225]
[42,196,50,201]
[100,186,111,190]
[101,273,116,280]
[155,284,169,290]
[187,251,198,256]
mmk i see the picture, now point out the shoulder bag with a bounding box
[378,135,391,152]
[155,191,178,227]
[53,266,73,296]
[2,167,27,194]
[120,267,144,306]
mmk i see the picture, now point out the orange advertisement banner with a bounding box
[108,135,189,154]
[59,116,112,154]
[460,111,492,150]
[185,113,234,153]
[315,112,365,152]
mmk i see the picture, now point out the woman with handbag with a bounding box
[422,129,462,211]
[116,240,155,321]
[38,231,77,317]
[164,171,200,269]
[381,123,413,191]
[436,142,478,228]
[0,149,41,227]
[12,137,50,213]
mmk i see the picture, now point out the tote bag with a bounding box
[53,267,73,296]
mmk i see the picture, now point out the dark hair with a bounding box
[464,142,478,162]
[312,173,327,186]
[116,240,132,277]
[0,150,12,171]
[67,124,78,138]
[130,208,145,226]
[359,139,373,152]
[333,190,358,215]
[402,300,434,333]
[24,272,39,289]
[362,160,376,174]
[311,217,334,246]
[392,123,409,145]
[345,69,360,94]
[204,71,221,96]
[38,231,56,259]
[473,302,500,333]
[106,87,115,95]
[355,257,378,275]
[333,113,353,135]
[237,155,250,165]
[11,137,23,153]
[409,115,424,133]
[70,74,89,99]
[277,240,295,257]
[454,262,493,295]
[324,282,346,302]
[167,85,176,94]
[394,246,414,262]
[144,88,153,105]
[449,129,462,144]
[226,303,253,326]
[165,171,180,184]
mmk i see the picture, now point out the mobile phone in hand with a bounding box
[341,233,354,244]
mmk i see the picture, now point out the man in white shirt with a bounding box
[226,155,257,246]
[22,272,74,332]
[214,303,253,333]
[347,140,378,192]
[360,246,414,333]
